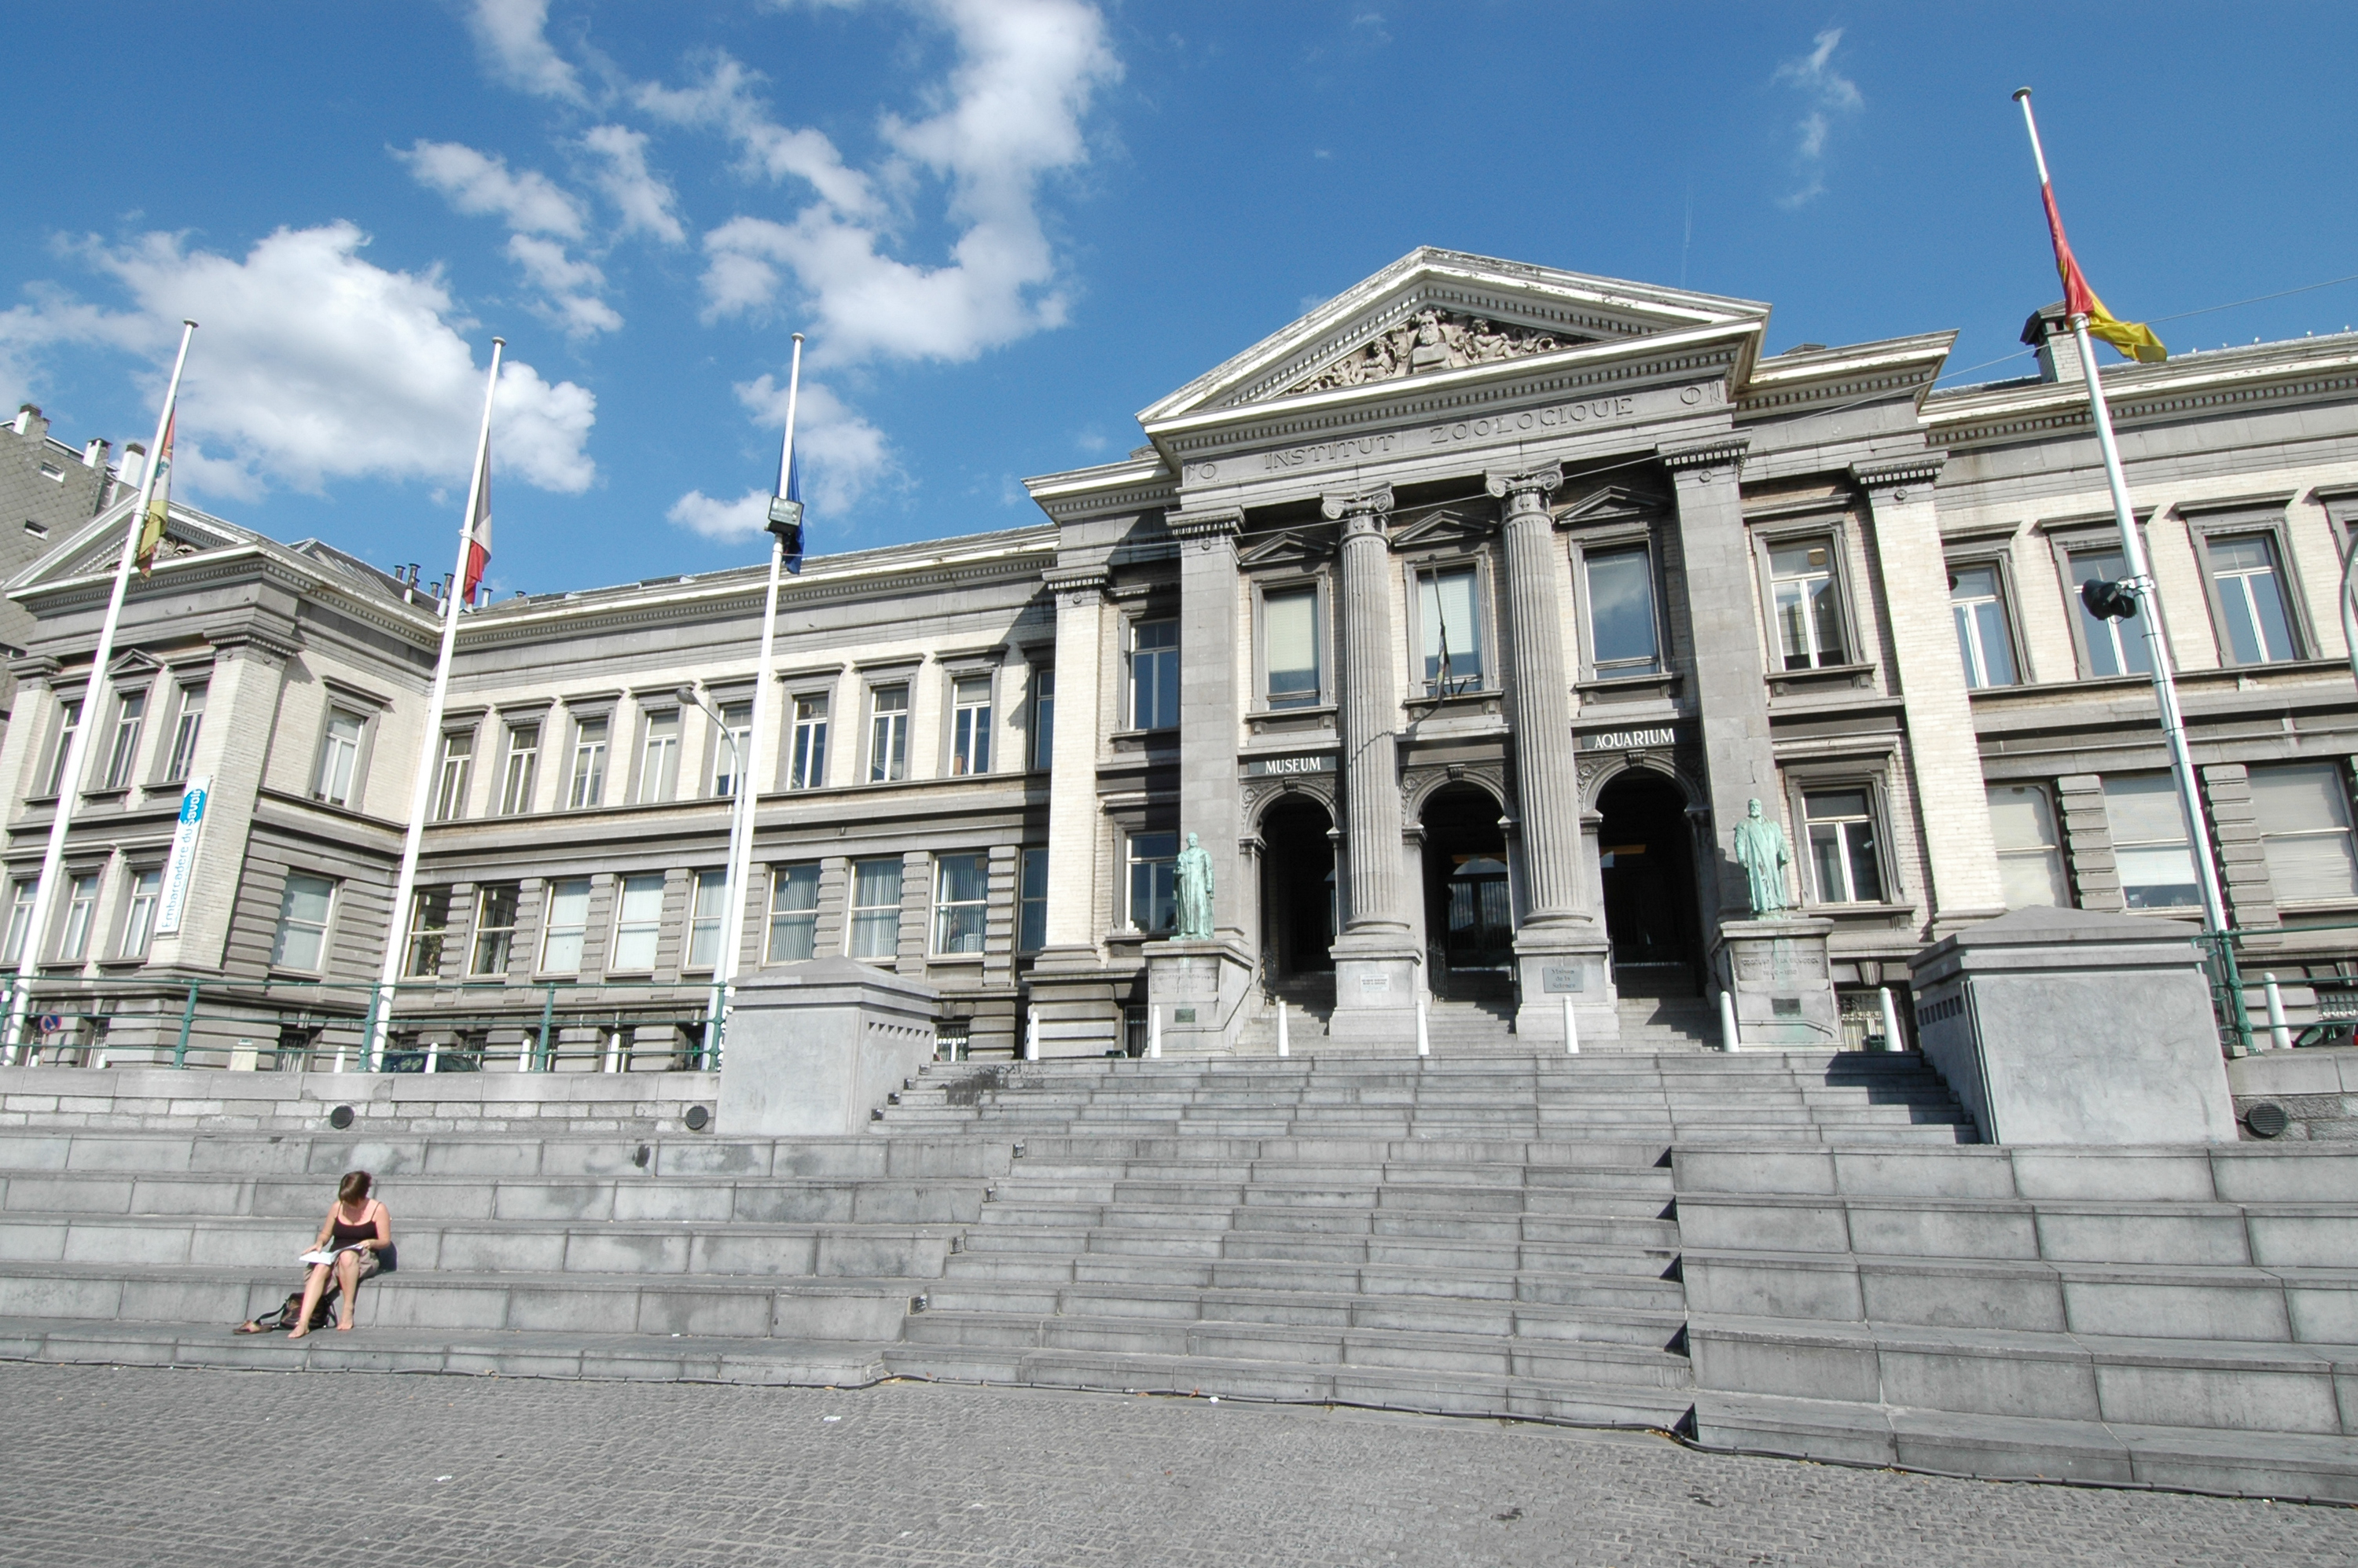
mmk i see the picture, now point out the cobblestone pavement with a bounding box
[4,1363,2355,1566]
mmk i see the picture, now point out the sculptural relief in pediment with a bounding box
[1287,308,1580,396]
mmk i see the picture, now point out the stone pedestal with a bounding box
[1712,917,1839,1048]
[1908,906,2235,1145]
[1511,937,1621,1045]
[718,959,941,1135]
[1145,937,1256,1052]
[1023,949,1124,1057]
[1329,938,1423,1045]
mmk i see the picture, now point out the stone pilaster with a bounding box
[1025,567,1119,1055]
[1170,508,1246,945]
[1487,464,1614,1042]
[1853,458,2006,935]
[1324,483,1418,1044]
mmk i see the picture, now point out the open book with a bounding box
[299,1245,364,1267]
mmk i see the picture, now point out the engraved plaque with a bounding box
[1541,965,1585,993]
[1174,1008,1198,1024]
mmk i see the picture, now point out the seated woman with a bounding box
[288,1170,392,1338]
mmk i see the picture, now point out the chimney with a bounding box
[13,403,44,439]
[119,442,148,488]
[83,437,110,469]
[2021,302,2085,385]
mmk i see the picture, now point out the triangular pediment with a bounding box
[1389,505,1497,553]
[17,499,250,591]
[1140,248,1771,431]
[107,649,163,678]
[1238,527,1335,568]
[1555,483,1670,527]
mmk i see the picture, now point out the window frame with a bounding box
[311,707,368,808]
[2102,772,2204,912]
[1126,829,1179,935]
[1945,550,2031,691]
[119,865,163,960]
[432,725,476,822]
[2250,760,2358,907]
[538,876,593,975]
[57,870,101,962]
[270,872,336,974]
[634,707,681,805]
[1797,782,1893,907]
[1018,846,1049,953]
[39,693,83,798]
[498,718,542,815]
[1027,665,1056,771]
[607,872,667,974]
[767,863,822,964]
[1572,531,1665,681]
[2048,524,2166,681]
[946,672,994,777]
[2,880,35,964]
[866,681,911,784]
[564,711,611,810]
[403,887,452,979]
[847,857,904,961]
[787,692,830,791]
[1409,557,1494,696]
[931,852,989,955]
[2186,507,2313,668]
[160,679,208,786]
[1986,780,2072,909]
[709,699,753,799]
[99,685,149,791]
[470,884,520,976]
[1252,575,1329,711]
[685,869,729,971]
[1127,616,1181,731]
[1753,525,1860,674]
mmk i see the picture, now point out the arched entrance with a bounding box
[1421,783,1512,1000]
[1596,769,1703,997]
[1258,795,1335,977]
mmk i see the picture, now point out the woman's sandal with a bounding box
[233,1320,270,1335]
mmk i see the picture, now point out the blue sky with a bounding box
[4,2,2354,597]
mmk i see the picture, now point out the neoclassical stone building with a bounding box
[7,249,2358,1063]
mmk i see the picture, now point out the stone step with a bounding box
[1676,1194,2358,1269]
[1006,1161,1677,1194]
[953,1221,1678,1276]
[0,1261,927,1339]
[1687,1313,2358,1438]
[0,1315,890,1386]
[880,1344,1695,1430]
[896,1308,1691,1387]
[971,1201,1680,1248]
[1006,1136,1676,1165]
[937,1249,1687,1309]
[0,1211,959,1279]
[990,1179,1673,1217]
[1690,1387,2358,1504]
[1673,1143,2358,1205]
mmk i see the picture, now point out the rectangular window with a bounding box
[711,703,752,797]
[567,716,608,809]
[687,870,729,970]
[539,877,592,972]
[1949,564,2019,689]
[636,711,680,804]
[2250,762,2358,903]
[122,868,163,959]
[869,685,909,783]
[58,872,100,961]
[788,695,828,790]
[163,683,206,784]
[1030,670,1055,769]
[1417,567,1485,692]
[1585,545,1660,676]
[1768,538,1847,670]
[42,699,82,796]
[2206,534,2300,665]
[1128,831,1178,933]
[1265,586,1320,707]
[950,677,992,776]
[1130,619,1179,729]
[1019,846,1049,953]
[2,881,33,964]
[314,710,363,806]
[1804,789,1884,904]
[1988,784,2069,908]
[433,732,472,821]
[2103,773,2200,910]
[101,689,145,790]
[848,858,903,960]
[470,885,519,975]
[768,864,821,962]
[608,873,665,971]
[2070,549,2153,678]
[403,888,450,978]
[499,722,541,814]
[270,872,335,971]
[933,853,988,953]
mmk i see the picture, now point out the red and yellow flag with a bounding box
[134,414,174,576]
[2038,182,2166,364]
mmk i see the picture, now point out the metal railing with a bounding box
[2191,920,2358,1057]
[0,974,731,1074]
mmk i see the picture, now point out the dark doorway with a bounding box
[1597,770,1702,997]
[1260,795,1335,976]
[1421,784,1513,995]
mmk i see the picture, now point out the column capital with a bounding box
[203,618,300,664]
[9,654,59,685]
[1659,438,1749,483]
[1850,454,1947,500]
[1166,506,1243,544]
[1319,482,1394,522]
[1483,463,1563,507]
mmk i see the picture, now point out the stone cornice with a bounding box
[1043,565,1111,598]
[1852,454,1947,494]
[1923,335,2358,449]
[1658,438,1750,476]
[1735,332,1955,419]
[1165,507,1243,542]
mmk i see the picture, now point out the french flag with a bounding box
[461,460,491,604]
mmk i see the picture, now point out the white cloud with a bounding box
[667,487,773,542]
[669,372,894,542]
[396,140,586,238]
[466,0,588,105]
[674,0,1120,365]
[0,223,596,498]
[582,123,686,244]
[506,235,623,335]
[1772,28,1862,209]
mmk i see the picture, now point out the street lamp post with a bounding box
[678,683,747,1067]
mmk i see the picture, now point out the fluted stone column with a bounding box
[1025,566,1120,1055]
[1324,483,1418,1044]
[1488,464,1614,1042]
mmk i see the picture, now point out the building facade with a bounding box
[6,250,2358,1066]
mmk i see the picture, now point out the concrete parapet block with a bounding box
[1144,938,1255,1053]
[718,959,942,1136]
[1711,920,1840,1049]
[1908,907,2235,1145]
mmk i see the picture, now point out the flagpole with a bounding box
[368,339,503,1070]
[706,333,802,1065]
[2015,89,2229,937]
[6,321,196,1061]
